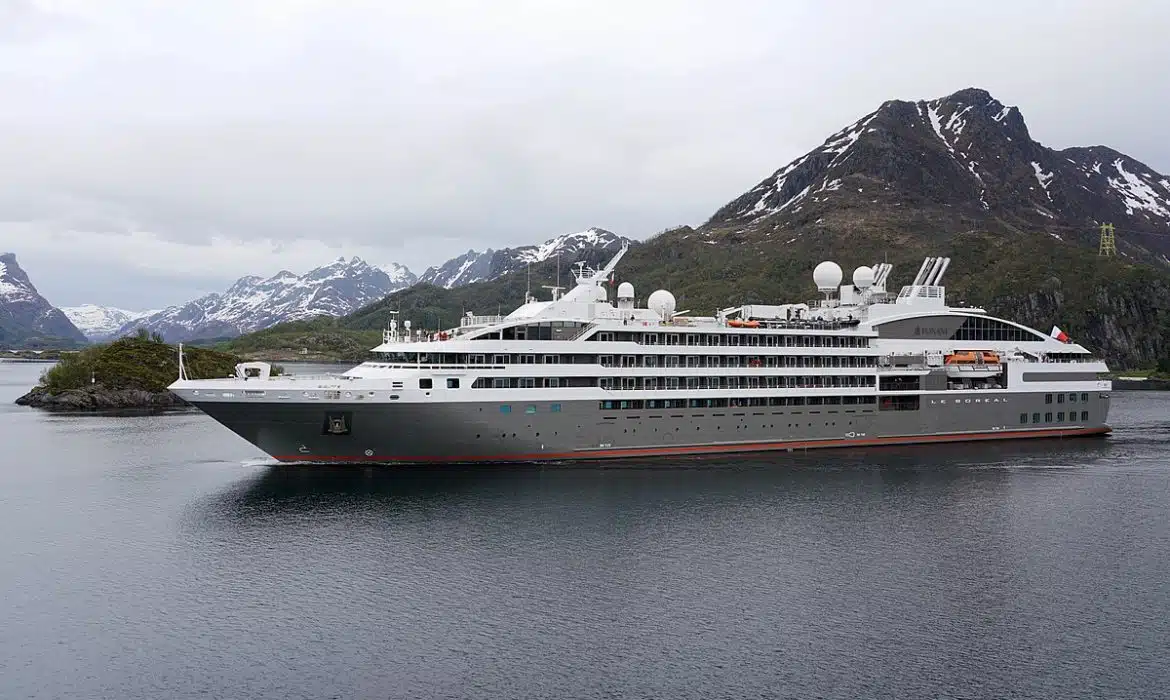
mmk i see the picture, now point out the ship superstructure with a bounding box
[170,244,1111,463]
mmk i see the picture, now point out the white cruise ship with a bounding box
[169,244,1112,463]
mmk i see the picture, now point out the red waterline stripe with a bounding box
[272,426,1112,464]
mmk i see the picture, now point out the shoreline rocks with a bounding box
[15,385,190,411]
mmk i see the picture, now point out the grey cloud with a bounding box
[0,0,80,42]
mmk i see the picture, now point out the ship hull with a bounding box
[188,390,1111,464]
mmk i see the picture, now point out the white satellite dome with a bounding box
[852,265,875,288]
[647,289,677,320]
[617,281,635,300]
[813,261,843,291]
[593,285,608,302]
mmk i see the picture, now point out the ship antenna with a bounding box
[526,260,531,303]
[177,342,187,381]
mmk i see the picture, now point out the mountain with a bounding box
[0,253,87,348]
[702,87,1170,256]
[119,257,417,342]
[61,305,158,342]
[258,87,1170,368]
[419,228,630,288]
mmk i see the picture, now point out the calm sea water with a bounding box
[2,361,1169,700]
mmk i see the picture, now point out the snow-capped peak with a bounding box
[0,252,37,302]
[61,305,158,341]
[515,228,623,263]
[0,253,88,345]
[419,228,628,289]
[379,261,417,285]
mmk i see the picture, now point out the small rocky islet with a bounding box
[13,336,241,411]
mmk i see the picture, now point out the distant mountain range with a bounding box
[0,253,87,348]
[61,305,158,342]
[109,257,419,343]
[64,228,626,342]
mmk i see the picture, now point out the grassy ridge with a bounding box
[216,317,382,362]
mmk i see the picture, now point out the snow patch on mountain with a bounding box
[1108,159,1170,221]
[1031,161,1054,201]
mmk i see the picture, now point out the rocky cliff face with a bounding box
[0,253,87,347]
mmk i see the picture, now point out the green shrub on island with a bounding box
[39,336,241,394]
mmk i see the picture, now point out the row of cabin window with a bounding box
[587,331,869,348]
[600,396,879,410]
[1046,392,1089,404]
[373,353,879,368]
[600,355,878,368]
[1022,411,1089,424]
[470,375,877,390]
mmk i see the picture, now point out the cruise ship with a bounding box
[169,244,1112,463]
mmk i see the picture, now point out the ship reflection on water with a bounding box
[204,436,1116,526]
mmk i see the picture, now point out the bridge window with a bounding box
[952,316,1044,342]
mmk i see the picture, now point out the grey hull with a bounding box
[190,391,1111,464]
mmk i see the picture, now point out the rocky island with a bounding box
[15,334,242,410]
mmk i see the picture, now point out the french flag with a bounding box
[1050,326,1070,343]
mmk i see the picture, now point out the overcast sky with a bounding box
[1,0,1168,309]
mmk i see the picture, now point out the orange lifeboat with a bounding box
[945,351,1000,364]
[727,319,760,328]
